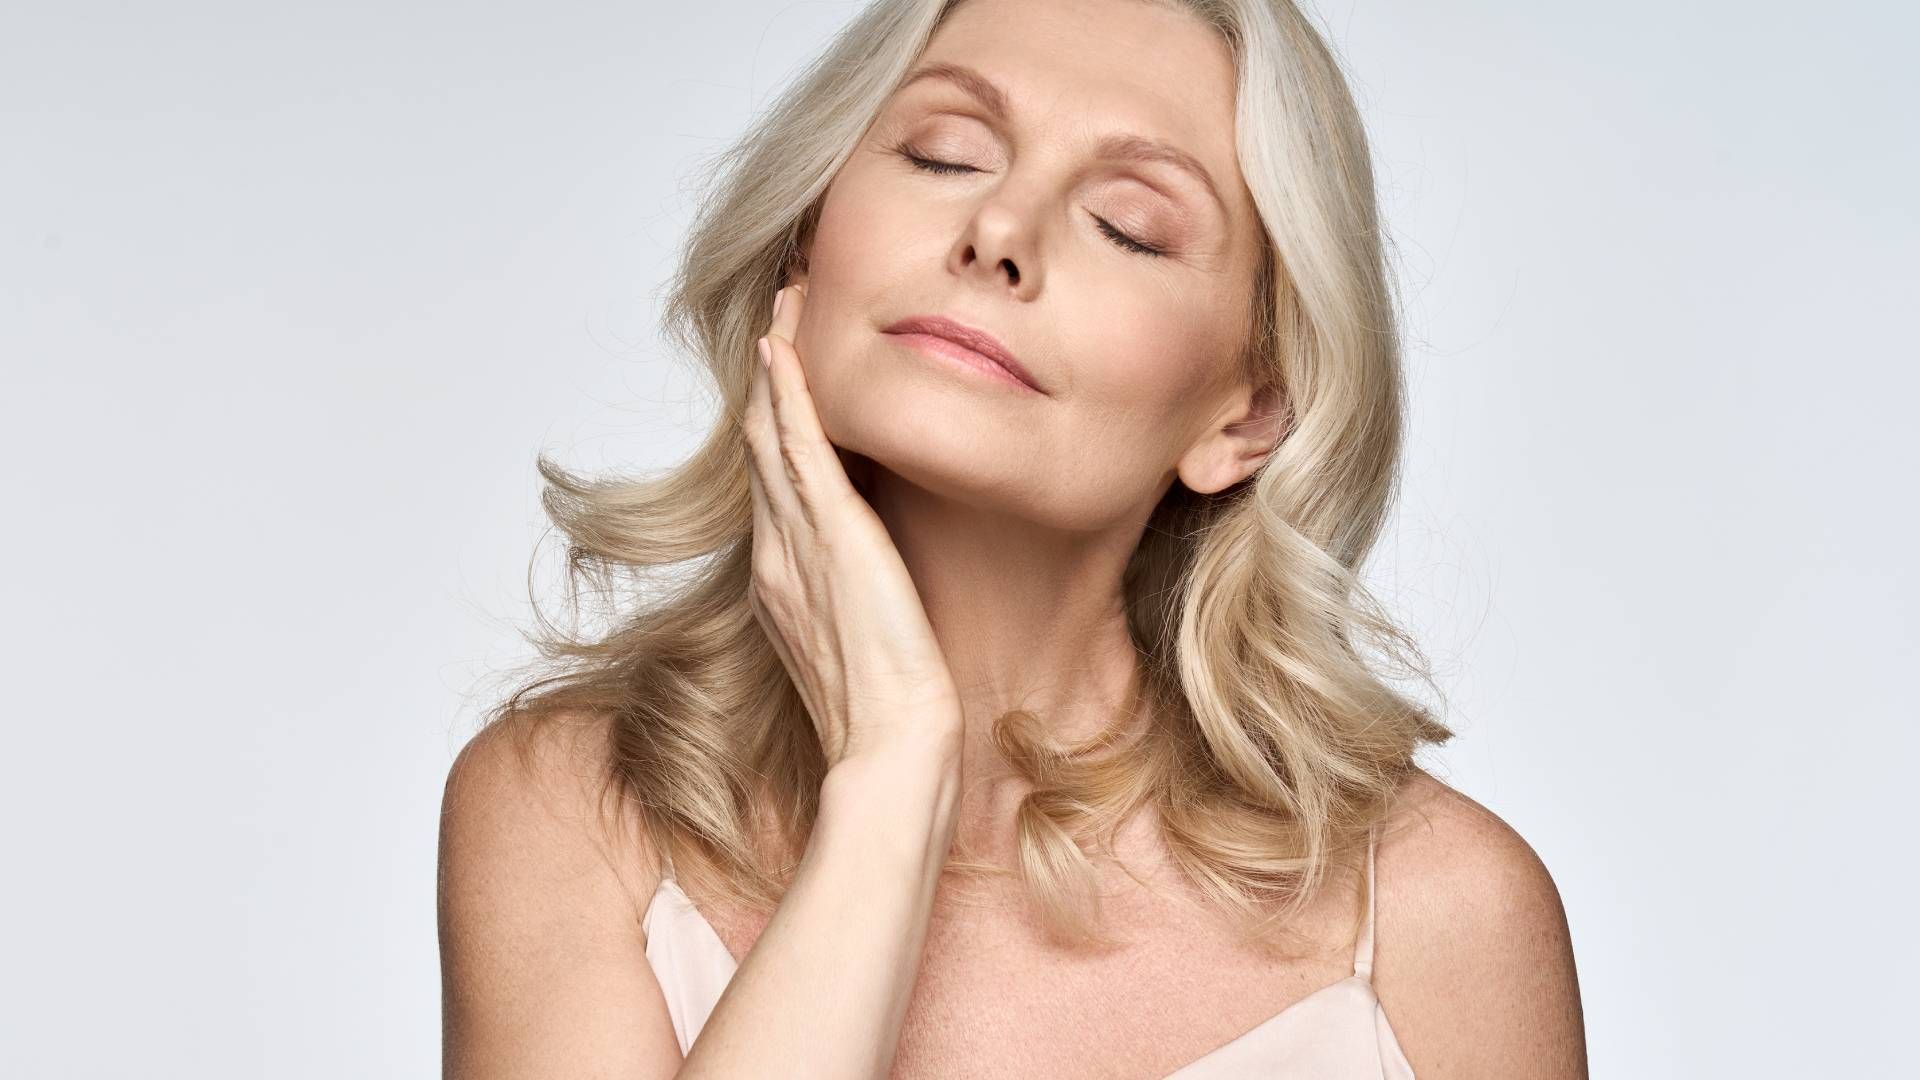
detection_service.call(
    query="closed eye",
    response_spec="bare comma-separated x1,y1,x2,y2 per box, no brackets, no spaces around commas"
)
887,141,1169,258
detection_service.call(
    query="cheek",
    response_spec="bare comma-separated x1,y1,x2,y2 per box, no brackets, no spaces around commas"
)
1080,303,1232,425
791,174,926,364
1049,309,1235,476
806,165,928,276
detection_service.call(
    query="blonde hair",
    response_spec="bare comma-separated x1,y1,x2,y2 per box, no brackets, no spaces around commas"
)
477,0,1454,954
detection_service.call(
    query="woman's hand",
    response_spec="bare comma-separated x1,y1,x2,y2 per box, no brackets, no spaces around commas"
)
744,281,964,772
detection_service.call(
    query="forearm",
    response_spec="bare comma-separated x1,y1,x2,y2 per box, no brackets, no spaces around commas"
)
675,741,962,1079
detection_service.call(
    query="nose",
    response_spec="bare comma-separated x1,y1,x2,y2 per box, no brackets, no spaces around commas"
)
949,199,1043,298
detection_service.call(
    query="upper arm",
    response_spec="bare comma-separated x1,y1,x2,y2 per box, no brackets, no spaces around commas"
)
1373,773,1589,1079
437,711,684,1079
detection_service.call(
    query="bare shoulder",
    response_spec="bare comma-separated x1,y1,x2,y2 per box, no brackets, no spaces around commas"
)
438,709,680,1078
1370,767,1589,1079
441,708,663,912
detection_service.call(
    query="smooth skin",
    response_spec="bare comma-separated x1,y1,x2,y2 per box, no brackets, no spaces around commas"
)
743,285,967,769
677,282,972,1077
437,287,1586,1080
441,283,969,1080
439,0,1586,1075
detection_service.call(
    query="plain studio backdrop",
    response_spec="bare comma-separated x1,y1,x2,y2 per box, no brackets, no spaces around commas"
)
3,1,1913,1075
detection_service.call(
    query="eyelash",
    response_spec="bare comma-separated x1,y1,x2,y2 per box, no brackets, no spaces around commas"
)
886,140,1168,258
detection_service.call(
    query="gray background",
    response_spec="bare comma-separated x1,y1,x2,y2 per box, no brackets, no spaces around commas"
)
3,1,1913,1075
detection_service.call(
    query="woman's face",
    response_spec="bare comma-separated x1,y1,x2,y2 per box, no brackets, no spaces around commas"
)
791,0,1275,531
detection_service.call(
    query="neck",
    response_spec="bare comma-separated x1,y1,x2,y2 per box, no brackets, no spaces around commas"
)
858,463,1166,864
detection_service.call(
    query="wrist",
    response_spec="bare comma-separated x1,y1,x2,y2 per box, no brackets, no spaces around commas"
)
824,735,961,809
818,740,962,865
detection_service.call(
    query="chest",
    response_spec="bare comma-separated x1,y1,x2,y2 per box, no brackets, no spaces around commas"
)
692,866,1363,1080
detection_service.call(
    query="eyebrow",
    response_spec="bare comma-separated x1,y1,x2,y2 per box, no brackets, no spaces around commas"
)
895,61,1229,217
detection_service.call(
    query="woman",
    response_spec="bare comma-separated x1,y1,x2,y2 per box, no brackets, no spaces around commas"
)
438,0,1587,1076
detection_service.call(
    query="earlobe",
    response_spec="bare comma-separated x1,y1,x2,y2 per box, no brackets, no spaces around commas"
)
1175,450,1259,497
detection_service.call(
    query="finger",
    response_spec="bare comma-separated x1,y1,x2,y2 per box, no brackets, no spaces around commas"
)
760,294,859,507
760,284,802,424
756,284,802,422
745,422,772,539
745,325,805,529
768,280,803,347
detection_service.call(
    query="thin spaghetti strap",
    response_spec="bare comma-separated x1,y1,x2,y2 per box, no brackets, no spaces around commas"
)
641,849,675,940
1352,824,1378,980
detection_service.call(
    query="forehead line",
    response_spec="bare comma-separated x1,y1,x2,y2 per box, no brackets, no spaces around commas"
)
895,61,1230,217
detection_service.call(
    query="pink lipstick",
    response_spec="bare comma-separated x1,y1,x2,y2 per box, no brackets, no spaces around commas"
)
881,314,1046,395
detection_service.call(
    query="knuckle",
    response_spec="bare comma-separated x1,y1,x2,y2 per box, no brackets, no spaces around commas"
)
750,549,785,592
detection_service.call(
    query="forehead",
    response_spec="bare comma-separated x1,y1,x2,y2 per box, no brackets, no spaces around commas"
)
904,0,1251,210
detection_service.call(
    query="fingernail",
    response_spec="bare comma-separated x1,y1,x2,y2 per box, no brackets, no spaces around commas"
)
757,336,772,368
772,287,785,318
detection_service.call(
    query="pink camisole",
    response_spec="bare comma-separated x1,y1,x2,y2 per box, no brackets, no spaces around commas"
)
640,827,1416,1077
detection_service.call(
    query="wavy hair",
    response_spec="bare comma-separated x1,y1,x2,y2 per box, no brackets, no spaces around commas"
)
476,0,1454,954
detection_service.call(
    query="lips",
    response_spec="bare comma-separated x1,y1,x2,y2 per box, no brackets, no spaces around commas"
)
881,314,1045,394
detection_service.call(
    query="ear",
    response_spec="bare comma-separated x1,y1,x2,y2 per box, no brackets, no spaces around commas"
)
1174,377,1290,495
